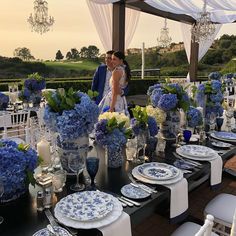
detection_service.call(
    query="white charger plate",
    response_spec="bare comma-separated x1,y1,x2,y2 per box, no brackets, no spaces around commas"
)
211,132,236,143
132,166,183,185
33,226,70,236
178,145,215,158
176,148,217,161
54,196,123,229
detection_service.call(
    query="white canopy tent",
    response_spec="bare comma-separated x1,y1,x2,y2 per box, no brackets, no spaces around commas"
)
87,0,236,81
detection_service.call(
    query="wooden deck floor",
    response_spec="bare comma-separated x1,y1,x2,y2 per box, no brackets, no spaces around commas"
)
132,172,236,236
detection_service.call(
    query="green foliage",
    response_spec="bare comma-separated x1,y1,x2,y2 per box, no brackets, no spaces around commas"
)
17,143,30,152
131,105,148,128
25,170,36,187
27,72,44,81
87,89,99,99
44,88,81,113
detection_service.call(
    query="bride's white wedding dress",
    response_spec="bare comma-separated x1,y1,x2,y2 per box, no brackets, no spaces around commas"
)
98,65,129,116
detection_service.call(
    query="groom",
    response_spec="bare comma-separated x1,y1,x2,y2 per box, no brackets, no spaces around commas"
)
91,50,115,105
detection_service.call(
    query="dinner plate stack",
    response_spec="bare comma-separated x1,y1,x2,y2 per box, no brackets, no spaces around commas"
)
54,191,123,229
132,162,183,185
176,145,218,161
211,131,236,143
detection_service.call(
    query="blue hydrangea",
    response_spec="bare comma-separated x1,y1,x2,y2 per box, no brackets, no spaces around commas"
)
210,92,223,103
168,83,182,93
0,92,9,109
211,80,222,92
147,83,161,96
208,71,221,80
130,118,141,136
150,88,163,107
44,92,99,141
0,139,38,201
187,106,202,128
24,78,46,92
147,116,158,137
158,94,178,111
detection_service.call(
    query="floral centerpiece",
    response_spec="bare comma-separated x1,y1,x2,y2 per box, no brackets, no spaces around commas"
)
0,140,38,202
0,92,9,110
18,88,31,103
95,112,131,168
22,72,46,105
195,80,224,118
44,88,99,172
208,71,221,80
147,83,190,140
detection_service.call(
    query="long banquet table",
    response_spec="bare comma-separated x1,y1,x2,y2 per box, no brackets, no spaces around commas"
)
0,141,235,236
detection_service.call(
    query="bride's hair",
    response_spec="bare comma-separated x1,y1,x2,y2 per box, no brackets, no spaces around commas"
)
113,51,131,83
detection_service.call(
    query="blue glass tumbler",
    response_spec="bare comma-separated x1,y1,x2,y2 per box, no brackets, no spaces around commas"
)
86,157,99,190
216,117,224,132
183,130,192,143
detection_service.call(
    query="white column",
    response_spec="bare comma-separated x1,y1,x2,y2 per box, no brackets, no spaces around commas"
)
141,42,145,79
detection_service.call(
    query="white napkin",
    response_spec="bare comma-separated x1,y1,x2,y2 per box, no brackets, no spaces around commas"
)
209,154,223,186
164,178,188,219
99,212,132,236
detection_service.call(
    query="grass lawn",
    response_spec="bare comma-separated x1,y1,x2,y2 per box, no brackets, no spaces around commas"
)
45,60,100,71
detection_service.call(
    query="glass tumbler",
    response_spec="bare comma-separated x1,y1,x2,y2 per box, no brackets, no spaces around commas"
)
52,170,67,193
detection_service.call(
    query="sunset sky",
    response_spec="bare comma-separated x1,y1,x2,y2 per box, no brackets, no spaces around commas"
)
0,0,235,60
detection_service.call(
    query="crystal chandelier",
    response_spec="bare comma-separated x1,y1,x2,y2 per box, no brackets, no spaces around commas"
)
191,0,215,42
27,0,54,34
157,18,172,48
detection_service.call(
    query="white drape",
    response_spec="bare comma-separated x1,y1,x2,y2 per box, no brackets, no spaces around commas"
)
144,0,236,23
86,0,140,51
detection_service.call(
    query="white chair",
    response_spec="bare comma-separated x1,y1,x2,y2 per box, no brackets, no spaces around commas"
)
171,214,218,236
230,209,236,236
204,193,236,236
1,111,31,144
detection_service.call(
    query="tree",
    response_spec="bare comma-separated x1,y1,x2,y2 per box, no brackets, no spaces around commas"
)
70,48,79,60
87,45,99,59
80,47,88,58
13,47,35,61
66,51,72,60
55,50,64,60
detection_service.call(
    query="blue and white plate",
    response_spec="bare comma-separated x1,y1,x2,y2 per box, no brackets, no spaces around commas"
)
211,132,236,142
173,160,194,170
137,162,180,180
57,191,113,221
178,145,215,158
33,226,70,236
121,184,151,199
211,141,232,148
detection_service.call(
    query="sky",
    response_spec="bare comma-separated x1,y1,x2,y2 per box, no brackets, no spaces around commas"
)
0,0,235,60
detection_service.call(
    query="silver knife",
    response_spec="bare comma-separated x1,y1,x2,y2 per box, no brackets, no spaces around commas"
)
117,197,133,207
121,196,141,206
130,182,153,194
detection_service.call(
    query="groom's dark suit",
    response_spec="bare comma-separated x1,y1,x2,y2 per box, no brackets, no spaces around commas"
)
91,64,108,104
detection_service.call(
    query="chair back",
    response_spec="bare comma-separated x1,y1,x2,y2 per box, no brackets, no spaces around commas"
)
230,208,236,236
195,215,214,236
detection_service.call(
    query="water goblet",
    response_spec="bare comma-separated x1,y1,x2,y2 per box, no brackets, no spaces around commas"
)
126,138,138,162
86,157,99,190
52,170,67,193
0,178,4,224
183,129,192,143
216,117,224,132
68,149,86,192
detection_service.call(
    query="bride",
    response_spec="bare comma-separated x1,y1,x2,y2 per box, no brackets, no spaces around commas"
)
98,51,131,116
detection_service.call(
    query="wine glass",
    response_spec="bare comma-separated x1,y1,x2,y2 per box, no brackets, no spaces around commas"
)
136,130,148,162
0,178,4,224
68,149,86,191
86,157,99,190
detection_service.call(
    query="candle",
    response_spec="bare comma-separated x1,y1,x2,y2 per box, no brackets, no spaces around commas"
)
179,109,186,128
37,139,51,166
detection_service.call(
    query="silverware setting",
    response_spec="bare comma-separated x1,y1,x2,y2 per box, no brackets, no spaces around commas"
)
45,209,76,236
117,196,141,207
47,224,57,236
127,173,157,194
173,152,202,167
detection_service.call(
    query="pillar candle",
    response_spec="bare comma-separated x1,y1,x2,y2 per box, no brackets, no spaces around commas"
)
37,139,51,166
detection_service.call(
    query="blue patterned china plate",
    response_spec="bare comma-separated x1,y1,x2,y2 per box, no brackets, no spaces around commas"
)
211,141,232,148
57,191,113,221
121,184,151,199
178,145,215,158
137,162,180,180
173,160,194,170
211,132,236,141
33,226,70,236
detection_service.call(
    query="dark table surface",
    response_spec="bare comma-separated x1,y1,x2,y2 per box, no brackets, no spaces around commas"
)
0,140,235,236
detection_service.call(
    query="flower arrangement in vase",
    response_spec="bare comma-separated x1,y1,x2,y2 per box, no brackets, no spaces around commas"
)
43,88,99,172
0,92,9,110
186,106,203,128
147,82,190,140
22,72,46,106
95,112,131,168
0,140,38,202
